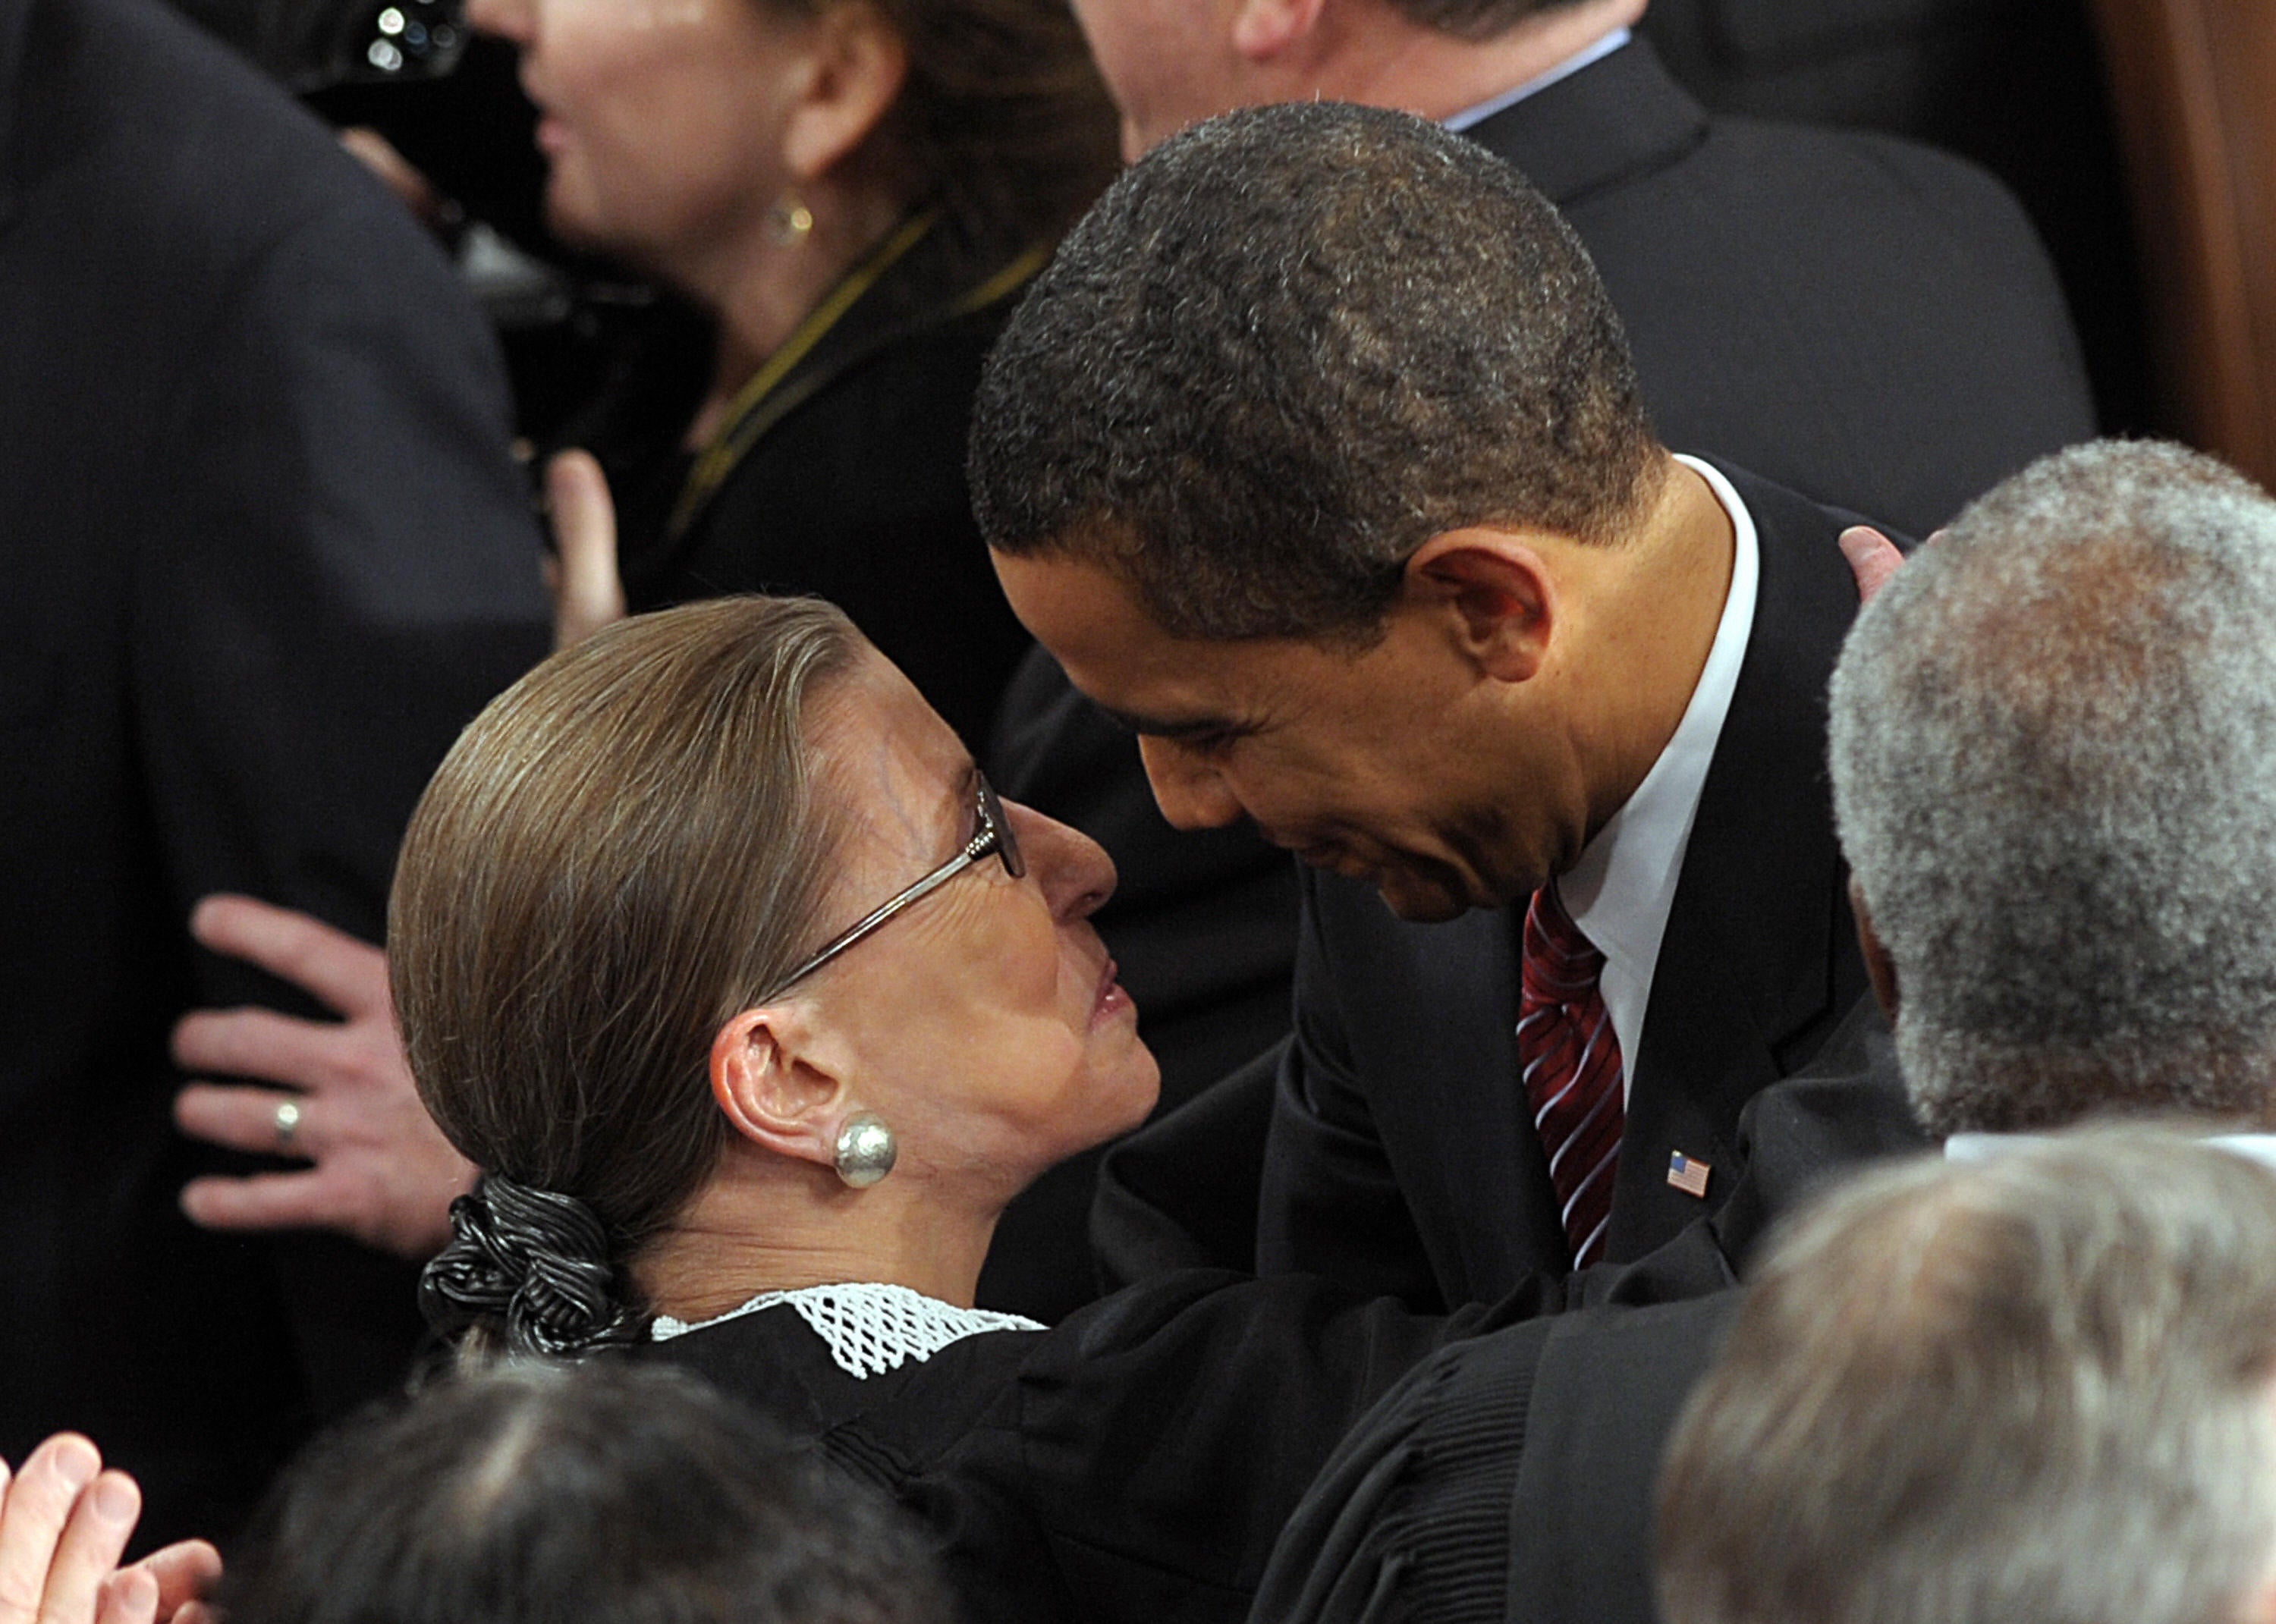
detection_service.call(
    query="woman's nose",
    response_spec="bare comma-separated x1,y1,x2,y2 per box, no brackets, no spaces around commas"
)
1007,802,1117,922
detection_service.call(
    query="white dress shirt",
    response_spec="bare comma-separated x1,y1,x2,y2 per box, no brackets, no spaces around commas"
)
1947,1132,2276,1175
1552,455,1760,1104
1441,27,1631,132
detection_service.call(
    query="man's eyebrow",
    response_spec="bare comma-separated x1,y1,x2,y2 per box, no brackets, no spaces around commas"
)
1092,706,1255,741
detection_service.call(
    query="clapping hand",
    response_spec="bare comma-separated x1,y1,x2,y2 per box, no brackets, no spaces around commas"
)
543,448,626,649
0,1436,222,1624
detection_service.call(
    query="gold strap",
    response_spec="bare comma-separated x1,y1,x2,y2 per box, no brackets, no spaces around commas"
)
668,209,940,539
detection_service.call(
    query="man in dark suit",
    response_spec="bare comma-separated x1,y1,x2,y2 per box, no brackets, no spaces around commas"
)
1248,438,2276,1623
998,0,2093,1298
972,102,1884,1307
0,0,549,1544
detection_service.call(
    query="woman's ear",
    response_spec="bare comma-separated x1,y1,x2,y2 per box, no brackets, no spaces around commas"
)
710,1007,846,1170
780,2,910,185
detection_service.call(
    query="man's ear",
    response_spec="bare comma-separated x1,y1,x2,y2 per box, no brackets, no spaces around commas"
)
1230,0,1326,60
780,2,910,185
1401,528,1555,683
710,1007,846,1171
1850,878,1900,1022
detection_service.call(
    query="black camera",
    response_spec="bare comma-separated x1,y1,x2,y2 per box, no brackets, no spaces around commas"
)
174,0,469,92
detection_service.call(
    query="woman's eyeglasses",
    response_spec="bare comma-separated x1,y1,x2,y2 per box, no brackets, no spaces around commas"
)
765,771,1026,998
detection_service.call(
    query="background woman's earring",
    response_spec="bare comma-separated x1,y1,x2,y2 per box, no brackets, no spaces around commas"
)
769,194,815,245
834,1112,897,1188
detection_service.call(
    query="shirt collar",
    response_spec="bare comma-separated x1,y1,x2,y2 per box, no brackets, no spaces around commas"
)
1554,454,1759,1079
1948,1132,2276,1176
1441,27,1631,132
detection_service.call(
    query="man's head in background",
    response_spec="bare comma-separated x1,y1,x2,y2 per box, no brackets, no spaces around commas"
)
1658,1130,2276,1624
973,102,1753,925
1828,440,2276,1138
1063,0,1644,160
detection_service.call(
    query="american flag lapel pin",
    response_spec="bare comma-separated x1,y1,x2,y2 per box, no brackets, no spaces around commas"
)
1667,1151,1712,1198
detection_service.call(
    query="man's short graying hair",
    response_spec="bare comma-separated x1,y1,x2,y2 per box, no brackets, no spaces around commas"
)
968,100,1659,642
1658,1130,2276,1624
1828,440,2276,1136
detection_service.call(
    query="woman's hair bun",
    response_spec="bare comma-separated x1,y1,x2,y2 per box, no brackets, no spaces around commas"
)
420,1173,642,1358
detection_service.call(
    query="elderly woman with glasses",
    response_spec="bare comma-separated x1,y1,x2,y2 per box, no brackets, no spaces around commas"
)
396,597,1522,1624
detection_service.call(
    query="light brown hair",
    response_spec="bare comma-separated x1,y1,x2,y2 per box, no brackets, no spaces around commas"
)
390,596,860,1277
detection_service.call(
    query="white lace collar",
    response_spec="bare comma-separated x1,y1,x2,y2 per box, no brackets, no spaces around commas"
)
649,1282,1045,1379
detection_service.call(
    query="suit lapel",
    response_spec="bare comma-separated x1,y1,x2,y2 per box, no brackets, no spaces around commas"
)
1462,38,1709,207
1323,875,1564,1299
0,0,31,236
1606,465,1872,1258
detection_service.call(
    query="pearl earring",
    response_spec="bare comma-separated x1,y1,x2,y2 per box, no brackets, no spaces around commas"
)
833,1111,897,1188
769,193,815,245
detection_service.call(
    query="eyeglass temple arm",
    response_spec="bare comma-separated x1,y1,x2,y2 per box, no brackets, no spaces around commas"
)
763,825,996,997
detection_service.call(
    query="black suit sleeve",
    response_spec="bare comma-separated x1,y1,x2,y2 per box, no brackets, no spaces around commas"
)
1255,879,1445,1308
130,181,549,1414
134,184,549,958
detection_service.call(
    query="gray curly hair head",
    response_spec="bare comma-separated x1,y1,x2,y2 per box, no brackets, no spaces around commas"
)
1828,439,2276,1137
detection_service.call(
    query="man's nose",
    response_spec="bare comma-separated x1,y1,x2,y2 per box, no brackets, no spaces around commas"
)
1007,803,1117,921
1136,737,1245,831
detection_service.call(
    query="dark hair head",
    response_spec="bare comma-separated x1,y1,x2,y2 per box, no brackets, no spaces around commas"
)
782,0,1119,259
968,99,1660,642
221,1361,953,1624
391,598,863,1358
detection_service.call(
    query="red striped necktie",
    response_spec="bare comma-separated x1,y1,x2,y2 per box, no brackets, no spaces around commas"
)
1517,885,1625,1268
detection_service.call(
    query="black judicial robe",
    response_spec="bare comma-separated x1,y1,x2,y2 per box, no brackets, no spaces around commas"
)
1248,1295,1745,1624
634,1271,1551,1624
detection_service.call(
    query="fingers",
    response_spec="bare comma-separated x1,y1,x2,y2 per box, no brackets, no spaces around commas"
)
178,1170,338,1233
174,1084,311,1161
40,1472,140,1624
124,1542,221,1622
171,1005,347,1092
93,1570,155,1624
0,1435,100,1624
337,127,445,227
546,449,626,649
1838,525,1907,606
184,897,389,1020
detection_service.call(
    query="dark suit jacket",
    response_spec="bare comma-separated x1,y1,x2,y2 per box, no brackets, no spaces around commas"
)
1063,37,2089,1290
1639,0,2147,432
1473,37,2092,537
1255,464,1875,1308
0,0,549,1544
1249,1293,1743,1624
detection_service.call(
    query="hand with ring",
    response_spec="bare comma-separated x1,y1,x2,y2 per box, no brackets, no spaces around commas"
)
171,895,474,1261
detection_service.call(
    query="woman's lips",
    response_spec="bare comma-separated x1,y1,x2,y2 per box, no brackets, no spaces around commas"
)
1092,956,1133,1026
